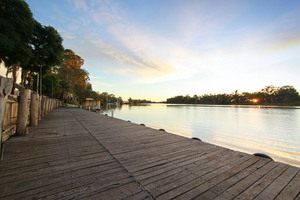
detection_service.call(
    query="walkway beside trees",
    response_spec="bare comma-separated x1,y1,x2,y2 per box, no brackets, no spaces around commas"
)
0,108,299,199
1,0,122,105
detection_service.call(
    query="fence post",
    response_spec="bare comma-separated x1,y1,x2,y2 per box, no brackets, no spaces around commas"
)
50,99,53,112
16,89,31,136
38,95,42,120
30,92,39,127
0,76,13,156
41,96,46,117
45,97,49,116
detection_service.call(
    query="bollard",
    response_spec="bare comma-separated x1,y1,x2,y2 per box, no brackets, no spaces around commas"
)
30,92,39,127
38,95,42,120
45,97,49,115
16,89,31,136
41,95,46,117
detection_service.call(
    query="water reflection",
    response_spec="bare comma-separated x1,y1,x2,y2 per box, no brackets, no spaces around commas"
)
100,103,300,167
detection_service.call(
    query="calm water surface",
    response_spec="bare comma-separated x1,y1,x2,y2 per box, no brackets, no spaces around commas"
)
101,104,300,167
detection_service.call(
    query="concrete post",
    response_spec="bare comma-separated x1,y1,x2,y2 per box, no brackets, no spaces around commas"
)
41,95,46,117
38,95,42,120
44,96,48,116
16,89,31,136
30,92,39,127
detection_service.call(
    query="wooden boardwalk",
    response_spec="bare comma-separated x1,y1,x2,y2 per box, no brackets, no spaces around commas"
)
0,108,299,200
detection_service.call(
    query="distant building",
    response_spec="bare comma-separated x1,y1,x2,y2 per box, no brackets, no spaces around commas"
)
82,98,101,110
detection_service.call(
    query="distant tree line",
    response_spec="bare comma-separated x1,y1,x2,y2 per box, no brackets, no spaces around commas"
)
89,92,123,105
128,98,152,105
0,0,121,104
166,85,300,105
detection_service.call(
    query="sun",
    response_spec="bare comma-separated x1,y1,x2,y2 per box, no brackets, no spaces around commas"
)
250,99,259,103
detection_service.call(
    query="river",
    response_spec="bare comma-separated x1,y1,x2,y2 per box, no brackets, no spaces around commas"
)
101,103,300,167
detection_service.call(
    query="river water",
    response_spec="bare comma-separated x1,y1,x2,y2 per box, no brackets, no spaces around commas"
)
101,103,300,167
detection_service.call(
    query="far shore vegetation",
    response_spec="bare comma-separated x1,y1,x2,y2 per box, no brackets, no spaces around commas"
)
166,85,300,106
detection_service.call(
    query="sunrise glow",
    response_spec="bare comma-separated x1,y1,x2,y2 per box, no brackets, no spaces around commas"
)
250,99,259,103
25,0,300,101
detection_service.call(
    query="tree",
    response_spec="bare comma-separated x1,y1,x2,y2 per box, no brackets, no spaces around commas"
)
261,85,279,103
277,85,299,103
21,21,64,92
56,49,87,86
0,0,35,86
55,49,90,102
0,0,34,67
166,85,299,105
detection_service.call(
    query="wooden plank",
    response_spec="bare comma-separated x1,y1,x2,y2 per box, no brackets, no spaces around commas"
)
255,166,299,200
275,170,300,200
1,167,129,200
214,160,279,199
143,151,245,197
235,163,289,199
82,182,147,200
0,154,116,185
149,153,250,199
0,151,108,178
136,148,227,183
137,147,226,178
164,156,258,199
123,191,150,200
195,158,271,199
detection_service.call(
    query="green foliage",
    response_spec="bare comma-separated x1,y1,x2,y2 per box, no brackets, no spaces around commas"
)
24,21,64,72
128,98,152,104
167,85,300,105
41,73,60,97
0,0,34,66
1,0,64,95
30,72,60,97
278,85,299,103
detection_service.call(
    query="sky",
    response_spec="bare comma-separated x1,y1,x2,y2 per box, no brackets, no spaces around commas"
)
25,0,300,101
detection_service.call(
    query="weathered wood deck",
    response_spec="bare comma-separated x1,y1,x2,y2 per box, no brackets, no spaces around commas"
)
0,108,299,200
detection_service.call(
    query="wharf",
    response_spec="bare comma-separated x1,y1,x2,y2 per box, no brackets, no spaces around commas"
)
0,108,299,199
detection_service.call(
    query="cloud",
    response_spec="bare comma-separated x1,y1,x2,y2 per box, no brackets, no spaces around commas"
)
68,0,88,11
90,80,114,87
58,29,76,39
89,76,104,79
67,0,124,25
89,0,123,25
63,0,300,88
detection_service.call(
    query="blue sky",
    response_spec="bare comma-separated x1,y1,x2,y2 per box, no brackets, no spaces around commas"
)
25,0,300,101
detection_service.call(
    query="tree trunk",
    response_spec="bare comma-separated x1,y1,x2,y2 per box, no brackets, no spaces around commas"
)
0,76,13,156
21,69,29,87
30,92,39,127
17,89,31,136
